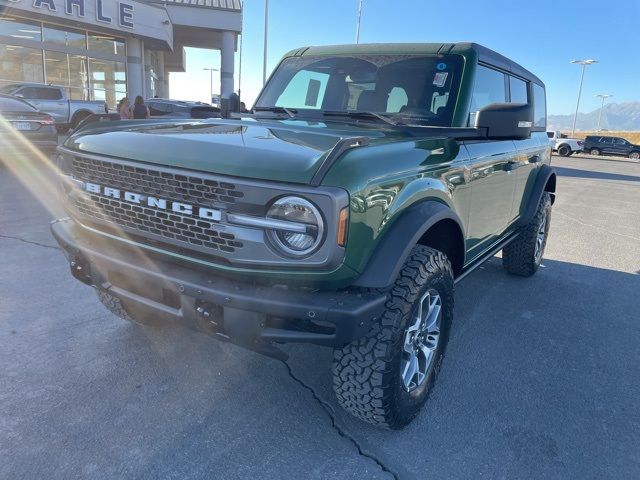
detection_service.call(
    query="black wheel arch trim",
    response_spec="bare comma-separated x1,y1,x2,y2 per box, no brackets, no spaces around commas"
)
517,164,556,228
353,200,465,289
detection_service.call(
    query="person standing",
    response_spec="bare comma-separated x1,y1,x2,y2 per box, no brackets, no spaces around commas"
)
118,97,132,119
132,96,150,119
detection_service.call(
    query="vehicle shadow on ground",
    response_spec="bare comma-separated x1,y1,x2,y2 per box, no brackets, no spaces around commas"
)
568,154,639,165
555,166,640,182
283,256,640,478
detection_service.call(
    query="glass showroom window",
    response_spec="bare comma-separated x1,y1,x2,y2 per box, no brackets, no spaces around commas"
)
43,24,86,49
0,16,42,41
45,51,89,100
89,58,126,108
88,33,125,56
0,44,44,87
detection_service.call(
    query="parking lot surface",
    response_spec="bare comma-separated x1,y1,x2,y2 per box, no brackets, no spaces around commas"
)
1,154,639,479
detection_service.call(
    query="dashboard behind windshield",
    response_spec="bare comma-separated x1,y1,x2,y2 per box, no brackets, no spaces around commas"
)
255,54,464,126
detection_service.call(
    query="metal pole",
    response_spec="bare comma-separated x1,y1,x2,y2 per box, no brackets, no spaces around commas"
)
356,0,363,44
238,33,243,105
571,64,586,137
596,96,605,131
262,0,269,85
210,70,213,104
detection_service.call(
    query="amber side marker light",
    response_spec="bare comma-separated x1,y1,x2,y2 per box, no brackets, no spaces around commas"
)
337,207,349,247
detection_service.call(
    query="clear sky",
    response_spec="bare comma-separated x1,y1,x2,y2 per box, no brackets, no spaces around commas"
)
170,0,640,115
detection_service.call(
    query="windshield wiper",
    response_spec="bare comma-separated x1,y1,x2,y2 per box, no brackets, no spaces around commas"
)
252,106,297,118
322,110,400,126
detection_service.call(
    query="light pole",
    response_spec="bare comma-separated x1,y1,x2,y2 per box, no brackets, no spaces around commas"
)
356,0,364,44
594,93,612,131
262,0,269,85
570,59,598,136
203,67,218,104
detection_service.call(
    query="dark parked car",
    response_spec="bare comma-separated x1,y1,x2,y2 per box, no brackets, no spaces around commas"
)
583,135,640,160
147,99,221,119
0,93,57,161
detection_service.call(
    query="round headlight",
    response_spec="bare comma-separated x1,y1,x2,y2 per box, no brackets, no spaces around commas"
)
266,196,324,257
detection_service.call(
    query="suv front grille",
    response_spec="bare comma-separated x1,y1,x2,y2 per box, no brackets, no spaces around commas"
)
70,156,245,254
73,194,242,253
72,156,245,206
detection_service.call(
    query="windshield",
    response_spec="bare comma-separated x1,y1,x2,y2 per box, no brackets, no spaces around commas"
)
255,54,463,126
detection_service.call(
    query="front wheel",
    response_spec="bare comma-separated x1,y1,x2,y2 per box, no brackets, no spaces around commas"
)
590,148,601,156
502,192,552,277
629,151,640,161
332,246,454,429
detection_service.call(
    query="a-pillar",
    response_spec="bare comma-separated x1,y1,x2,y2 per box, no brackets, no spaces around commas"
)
220,31,235,97
126,37,145,100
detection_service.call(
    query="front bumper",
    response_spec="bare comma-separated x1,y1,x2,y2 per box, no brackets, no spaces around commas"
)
51,218,386,352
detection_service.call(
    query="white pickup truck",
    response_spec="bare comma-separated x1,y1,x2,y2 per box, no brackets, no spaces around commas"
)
0,83,107,129
546,131,584,157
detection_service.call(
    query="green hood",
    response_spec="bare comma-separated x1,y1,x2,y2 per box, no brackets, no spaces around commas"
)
65,118,403,184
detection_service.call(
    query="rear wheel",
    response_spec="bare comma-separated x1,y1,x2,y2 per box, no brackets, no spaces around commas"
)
332,245,454,429
96,290,167,327
590,148,601,156
502,192,552,277
71,111,90,129
557,145,571,157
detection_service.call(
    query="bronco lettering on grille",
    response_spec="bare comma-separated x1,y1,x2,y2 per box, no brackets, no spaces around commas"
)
84,182,222,221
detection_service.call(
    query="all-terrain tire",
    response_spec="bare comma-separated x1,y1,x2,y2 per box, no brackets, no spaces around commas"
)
96,290,166,326
332,246,454,429
502,192,552,277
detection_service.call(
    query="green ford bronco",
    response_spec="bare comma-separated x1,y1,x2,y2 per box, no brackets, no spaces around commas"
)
53,43,555,428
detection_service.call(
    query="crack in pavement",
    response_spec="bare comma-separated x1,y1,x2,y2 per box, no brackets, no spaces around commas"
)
0,234,61,251
554,211,640,242
280,359,400,480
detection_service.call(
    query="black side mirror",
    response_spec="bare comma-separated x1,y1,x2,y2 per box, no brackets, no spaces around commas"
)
475,102,533,140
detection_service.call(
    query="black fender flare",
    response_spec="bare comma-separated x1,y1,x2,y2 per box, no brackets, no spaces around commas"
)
353,201,465,289
517,164,556,228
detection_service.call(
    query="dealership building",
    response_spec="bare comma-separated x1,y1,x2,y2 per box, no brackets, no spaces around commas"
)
0,0,242,107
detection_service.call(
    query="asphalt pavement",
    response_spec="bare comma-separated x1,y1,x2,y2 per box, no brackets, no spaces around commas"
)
1,153,639,479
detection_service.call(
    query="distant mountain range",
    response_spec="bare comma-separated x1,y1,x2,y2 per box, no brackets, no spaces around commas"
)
548,102,640,131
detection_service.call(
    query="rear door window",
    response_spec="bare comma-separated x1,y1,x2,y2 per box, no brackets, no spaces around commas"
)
469,65,506,125
509,76,528,104
148,102,168,116
34,87,63,100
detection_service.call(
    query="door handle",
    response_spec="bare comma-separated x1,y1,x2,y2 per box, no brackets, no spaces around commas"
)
528,155,541,164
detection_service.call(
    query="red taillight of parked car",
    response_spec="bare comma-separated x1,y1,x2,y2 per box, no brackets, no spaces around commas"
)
578,141,584,146
40,115,54,125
